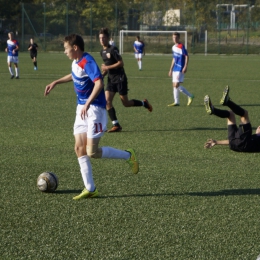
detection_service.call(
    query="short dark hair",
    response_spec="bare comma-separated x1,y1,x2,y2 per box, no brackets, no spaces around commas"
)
173,32,180,38
136,35,140,40
99,28,110,38
64,34,84,51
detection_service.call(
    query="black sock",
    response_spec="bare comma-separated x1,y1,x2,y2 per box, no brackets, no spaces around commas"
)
213,107,230,118
226,100,245,117
34,62,37,67
132,99,143,106
107,107,118,123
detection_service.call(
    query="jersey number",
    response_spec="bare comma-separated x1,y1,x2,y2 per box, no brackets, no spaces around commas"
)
94,123,103,133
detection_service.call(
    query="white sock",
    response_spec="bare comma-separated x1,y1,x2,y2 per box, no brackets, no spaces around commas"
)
179,85,192,97
101,147,130,160
78,155,95,192
139,61,142,69
15,68,19,76
9,67,13,75
174,87,179,104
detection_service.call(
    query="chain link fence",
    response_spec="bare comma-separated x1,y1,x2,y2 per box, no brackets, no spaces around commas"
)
0,0,260,54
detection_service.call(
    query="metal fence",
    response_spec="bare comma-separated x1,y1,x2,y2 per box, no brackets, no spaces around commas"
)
0,0,260,54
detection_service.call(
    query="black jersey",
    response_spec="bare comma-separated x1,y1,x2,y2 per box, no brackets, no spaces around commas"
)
243,134,260,152
28,43,38,53
228,123,260,153
100,45,126,83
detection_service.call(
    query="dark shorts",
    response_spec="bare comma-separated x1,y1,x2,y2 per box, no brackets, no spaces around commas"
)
228,123,252,152
30,52,37,59
106,76,128,96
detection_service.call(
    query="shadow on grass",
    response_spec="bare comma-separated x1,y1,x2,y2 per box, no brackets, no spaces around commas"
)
110,127,227,132
187,189,260,196
54,188,260,197
55,190,82,194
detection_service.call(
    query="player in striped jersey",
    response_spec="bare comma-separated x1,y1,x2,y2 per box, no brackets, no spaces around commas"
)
44,34,139,200
5,32,19,79
133,36,145,71
168,32,194,107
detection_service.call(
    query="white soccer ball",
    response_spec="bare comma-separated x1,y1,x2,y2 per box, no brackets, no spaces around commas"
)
37,172,59,192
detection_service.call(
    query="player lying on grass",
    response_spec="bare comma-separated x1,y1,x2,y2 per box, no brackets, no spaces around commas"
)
44,34,139,200
204,85,260,152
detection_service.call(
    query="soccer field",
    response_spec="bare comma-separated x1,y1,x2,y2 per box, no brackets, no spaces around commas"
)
1,51,260,259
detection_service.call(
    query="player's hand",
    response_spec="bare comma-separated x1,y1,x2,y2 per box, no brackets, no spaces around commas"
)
44,82,56,96
81,103,90,120
168,70,172,77
101,64,108,73
12,50,16,54
204,139,216,149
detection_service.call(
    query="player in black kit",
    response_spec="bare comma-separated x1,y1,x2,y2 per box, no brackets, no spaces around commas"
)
204,85,260,152
99,28,153,133
28,38,38,70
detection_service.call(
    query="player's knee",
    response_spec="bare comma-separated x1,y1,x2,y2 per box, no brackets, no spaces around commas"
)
243,110,248,118
74,145,85,157
86,146,102,159
122,101,130,107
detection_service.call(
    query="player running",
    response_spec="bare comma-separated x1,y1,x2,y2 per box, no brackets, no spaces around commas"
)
28,38,38,70
99,28,152,133
44,34,139,200
5,32,19,79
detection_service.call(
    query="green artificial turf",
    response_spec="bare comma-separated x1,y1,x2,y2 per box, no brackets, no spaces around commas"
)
1,51,260,259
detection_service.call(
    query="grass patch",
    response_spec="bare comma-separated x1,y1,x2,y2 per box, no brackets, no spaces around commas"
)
1,52,260,259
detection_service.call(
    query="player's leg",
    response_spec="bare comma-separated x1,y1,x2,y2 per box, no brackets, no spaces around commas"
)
86,107,139,173
105,89,122,132
119,94,152,112
33,55,37,70
72,105,98,200
138,54,142,70
168,78,180,106
177,74,194,105
220,85,248,124
7,57,14,78
117,77,152,111
14,63,19,79
135,54,139,69
204,95,231,118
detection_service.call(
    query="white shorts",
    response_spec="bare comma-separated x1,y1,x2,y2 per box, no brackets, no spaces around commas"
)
135,53,143,59
172,71,184,83
7,56,19,64
73,104,107,138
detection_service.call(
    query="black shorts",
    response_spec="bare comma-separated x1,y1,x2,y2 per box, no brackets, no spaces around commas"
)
106,76,128,96
30,52,37,59
228,123,252,152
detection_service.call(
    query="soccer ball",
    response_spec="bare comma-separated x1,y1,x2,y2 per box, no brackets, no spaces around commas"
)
37,172,59,192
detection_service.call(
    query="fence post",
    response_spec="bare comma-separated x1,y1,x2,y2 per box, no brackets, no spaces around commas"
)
43,2,46,52
21,3,24,51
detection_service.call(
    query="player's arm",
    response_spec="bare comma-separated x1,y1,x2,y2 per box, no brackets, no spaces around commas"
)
101,60,123,73
81,79,104,119
204,139,229,149
168,58,175,77
14,44,19,52
182,54,189,73
44,73,72,96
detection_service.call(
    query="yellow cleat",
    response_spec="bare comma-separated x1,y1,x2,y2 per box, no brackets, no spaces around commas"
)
187,94,194,106
126,149,139,174
73,188,99,200
167,103,180,107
